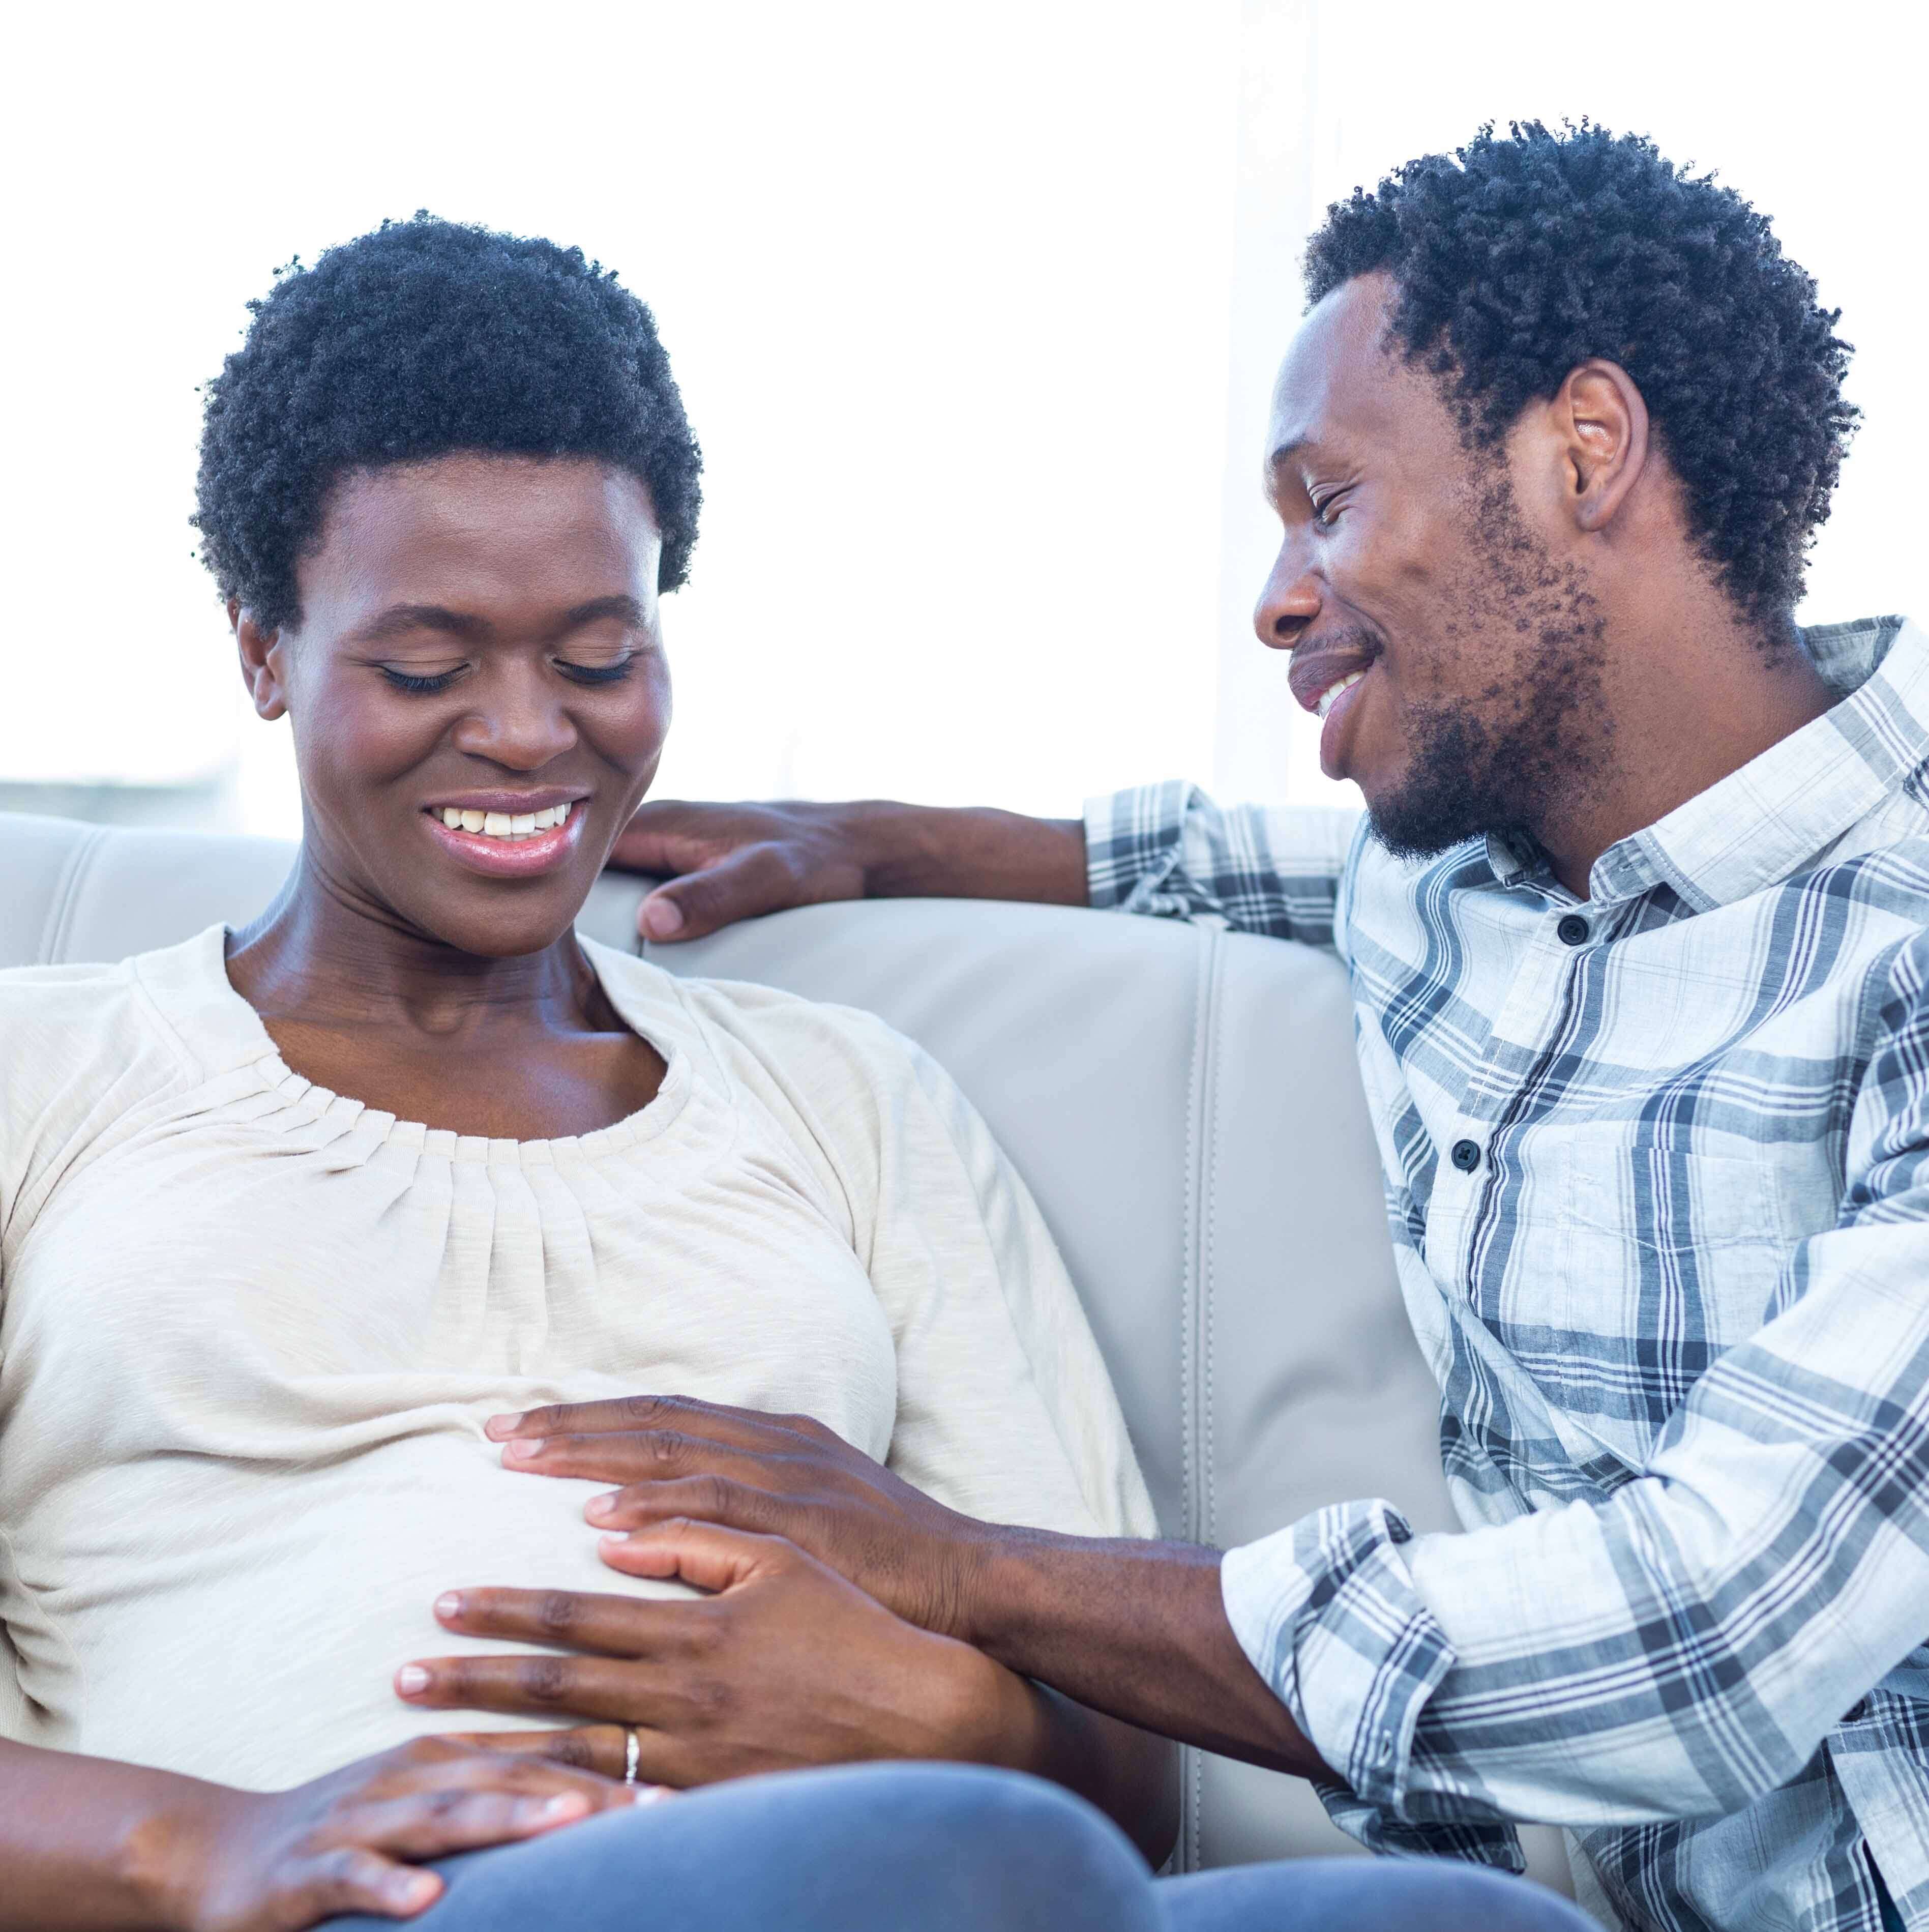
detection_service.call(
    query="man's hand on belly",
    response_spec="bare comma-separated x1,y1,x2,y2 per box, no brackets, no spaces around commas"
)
397,1526,1037,1788
483,1393,1327,1790
485,1394,990,1641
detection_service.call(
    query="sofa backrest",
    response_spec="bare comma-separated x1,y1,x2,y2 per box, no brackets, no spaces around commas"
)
0,812,1458,1872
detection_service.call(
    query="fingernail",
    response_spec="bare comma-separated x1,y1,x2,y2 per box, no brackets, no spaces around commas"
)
390,1871,437,1907
634,1783,673,1806
585,1494,615,1520
434,1593,462,1621
502,1438,541,1461
485,1413,525,1440
396,1664,430,1695
641,895,684,939
599,1533,628,1554
540,1791,588,1818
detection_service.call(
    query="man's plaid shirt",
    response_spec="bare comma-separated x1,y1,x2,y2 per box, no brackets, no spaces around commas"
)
1087,617,1929,1932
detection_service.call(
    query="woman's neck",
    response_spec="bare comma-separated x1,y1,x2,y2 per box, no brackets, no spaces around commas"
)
226,848,609,1043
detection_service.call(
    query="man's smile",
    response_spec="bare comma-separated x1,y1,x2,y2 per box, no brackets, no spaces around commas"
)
1287,638,1381,779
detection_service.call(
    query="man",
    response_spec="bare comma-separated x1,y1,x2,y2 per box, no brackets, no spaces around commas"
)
503,125,1924,1930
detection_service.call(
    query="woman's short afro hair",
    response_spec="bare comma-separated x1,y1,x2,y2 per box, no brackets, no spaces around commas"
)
194,214,702,633
1304,122,1857,625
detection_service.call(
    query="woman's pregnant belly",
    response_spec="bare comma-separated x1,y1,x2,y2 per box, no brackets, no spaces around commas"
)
47,1426,702,1791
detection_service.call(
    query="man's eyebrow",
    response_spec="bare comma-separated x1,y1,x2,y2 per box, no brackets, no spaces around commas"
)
1267,437,1316,473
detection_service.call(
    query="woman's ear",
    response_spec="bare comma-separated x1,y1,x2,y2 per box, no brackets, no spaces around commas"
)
1553,358,1651,535
231,599,290,721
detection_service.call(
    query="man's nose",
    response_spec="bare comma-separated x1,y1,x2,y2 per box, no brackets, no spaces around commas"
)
449,667,579,769
1252,549,1320,654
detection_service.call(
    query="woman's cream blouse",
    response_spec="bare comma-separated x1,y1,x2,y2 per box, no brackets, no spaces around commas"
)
0,928,1154,1790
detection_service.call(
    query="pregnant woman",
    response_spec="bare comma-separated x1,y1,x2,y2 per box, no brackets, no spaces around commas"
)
0,218,1173,1930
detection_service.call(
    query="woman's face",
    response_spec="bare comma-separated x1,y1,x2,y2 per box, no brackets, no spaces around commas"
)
237,454,671,959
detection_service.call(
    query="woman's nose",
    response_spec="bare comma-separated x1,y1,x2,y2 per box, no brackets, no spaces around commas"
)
448,670,580,770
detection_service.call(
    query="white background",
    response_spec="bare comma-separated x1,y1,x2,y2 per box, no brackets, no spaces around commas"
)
2,1,1922,835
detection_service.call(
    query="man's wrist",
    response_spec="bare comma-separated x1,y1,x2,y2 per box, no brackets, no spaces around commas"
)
838,802,1089,906
945,1521,1069,1663
839,802,945,899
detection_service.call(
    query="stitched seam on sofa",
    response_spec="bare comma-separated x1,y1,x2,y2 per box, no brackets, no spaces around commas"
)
1178,919,1214,1871
1201,923,1223,1556
35,823,105,965
1194,925,1229,1870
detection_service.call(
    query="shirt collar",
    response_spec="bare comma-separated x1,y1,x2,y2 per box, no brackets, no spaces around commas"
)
1482,616,1928,912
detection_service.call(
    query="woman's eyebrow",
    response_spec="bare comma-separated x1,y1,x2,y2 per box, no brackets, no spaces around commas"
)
345,595,645,646
350,603,491,645
555,595,647,633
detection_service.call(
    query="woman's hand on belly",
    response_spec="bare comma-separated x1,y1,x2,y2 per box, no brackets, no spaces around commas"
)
159,1737,639,1931
397,1524,1034,1788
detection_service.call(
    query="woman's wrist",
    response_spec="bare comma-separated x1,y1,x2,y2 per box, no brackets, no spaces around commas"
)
113,1777,251,1932
935,1641,1050,1774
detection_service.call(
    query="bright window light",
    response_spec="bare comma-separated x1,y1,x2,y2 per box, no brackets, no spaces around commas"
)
2,2,1920,834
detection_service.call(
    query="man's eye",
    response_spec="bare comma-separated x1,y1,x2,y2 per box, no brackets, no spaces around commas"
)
379,666,464,694
557,655,639,687
1311,492,1345,528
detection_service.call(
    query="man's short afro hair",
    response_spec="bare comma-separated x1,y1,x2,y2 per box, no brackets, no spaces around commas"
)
1305,121,1857,625
194,214,702,634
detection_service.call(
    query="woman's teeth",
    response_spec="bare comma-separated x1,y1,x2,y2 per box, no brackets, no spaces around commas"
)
438,802,577,840
1316,669,1367,720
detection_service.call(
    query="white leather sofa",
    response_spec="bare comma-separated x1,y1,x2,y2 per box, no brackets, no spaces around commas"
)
0,810,1577,1895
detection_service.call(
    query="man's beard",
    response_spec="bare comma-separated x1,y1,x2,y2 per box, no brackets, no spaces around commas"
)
1367,471,1612,864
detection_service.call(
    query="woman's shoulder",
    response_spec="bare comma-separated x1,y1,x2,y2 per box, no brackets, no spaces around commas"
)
0,937,213,1137
585,942,936,1129
0,950,145,1027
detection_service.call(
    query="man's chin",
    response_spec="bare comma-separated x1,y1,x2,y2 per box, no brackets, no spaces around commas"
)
1361,775,1499,864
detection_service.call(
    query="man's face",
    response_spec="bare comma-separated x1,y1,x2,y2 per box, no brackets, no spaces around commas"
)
248,453,672,958
1256,273,1609,859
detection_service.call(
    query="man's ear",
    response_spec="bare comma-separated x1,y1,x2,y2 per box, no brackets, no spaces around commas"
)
231,598,290,721
1552,359,1650,535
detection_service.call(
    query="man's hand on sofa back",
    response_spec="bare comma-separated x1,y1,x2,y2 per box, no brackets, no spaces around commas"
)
612,800,1089,942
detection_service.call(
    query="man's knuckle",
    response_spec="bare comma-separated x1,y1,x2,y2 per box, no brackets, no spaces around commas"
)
536,1591,578,1636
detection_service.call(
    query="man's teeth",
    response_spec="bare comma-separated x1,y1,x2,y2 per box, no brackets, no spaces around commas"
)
1315,669,1368,720
438,802,576,839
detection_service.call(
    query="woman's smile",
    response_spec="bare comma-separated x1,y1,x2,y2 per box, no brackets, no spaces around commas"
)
422,792,592,880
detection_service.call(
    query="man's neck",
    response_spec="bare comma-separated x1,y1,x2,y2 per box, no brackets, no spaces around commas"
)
1534,609,1839,900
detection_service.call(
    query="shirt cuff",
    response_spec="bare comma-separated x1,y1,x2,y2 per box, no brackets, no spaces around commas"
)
1221,1498,1457,1810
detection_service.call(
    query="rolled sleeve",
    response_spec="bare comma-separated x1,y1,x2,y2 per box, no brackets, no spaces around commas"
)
1083,782,1360,948
1223,1501,1526,1869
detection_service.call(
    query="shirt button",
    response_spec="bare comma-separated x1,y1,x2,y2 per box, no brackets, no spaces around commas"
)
1450,1139,1481,1173
1557,914,1590,946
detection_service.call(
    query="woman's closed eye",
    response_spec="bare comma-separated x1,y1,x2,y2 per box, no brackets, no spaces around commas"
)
379,663,467,694
376,653,642,695
555,652,641,687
